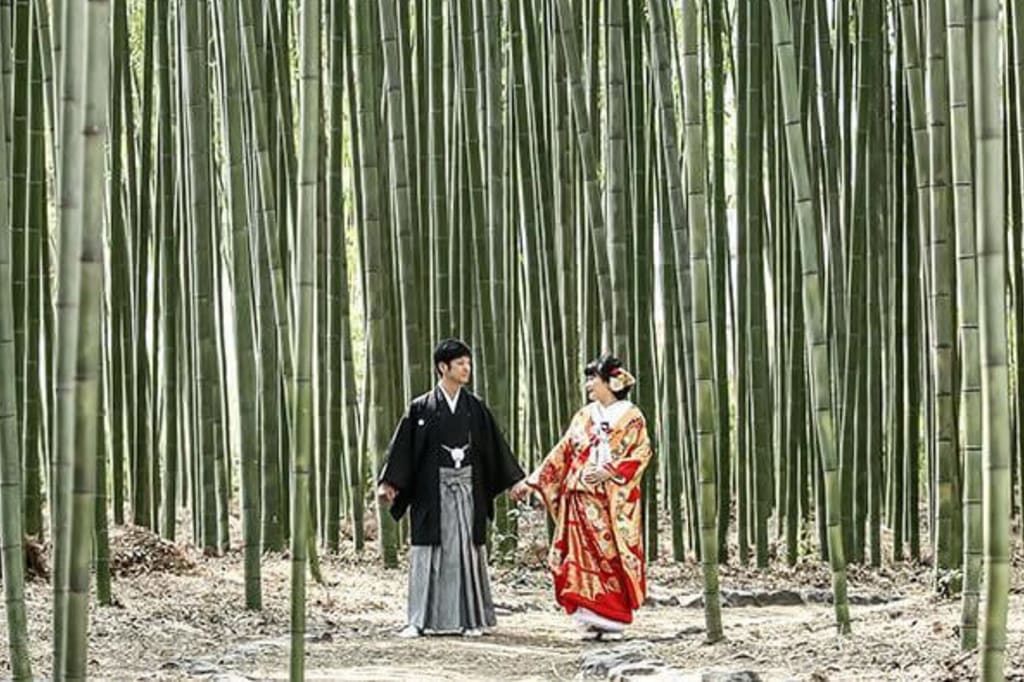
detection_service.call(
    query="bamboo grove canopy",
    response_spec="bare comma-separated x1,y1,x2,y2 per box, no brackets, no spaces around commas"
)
0,0,1019,679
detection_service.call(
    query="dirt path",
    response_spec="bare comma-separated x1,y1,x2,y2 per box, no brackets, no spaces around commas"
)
3,526,1024,680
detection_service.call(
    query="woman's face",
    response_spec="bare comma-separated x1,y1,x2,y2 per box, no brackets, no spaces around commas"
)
585,373,614,403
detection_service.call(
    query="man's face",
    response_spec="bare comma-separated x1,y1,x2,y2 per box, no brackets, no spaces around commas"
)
441,356,472,385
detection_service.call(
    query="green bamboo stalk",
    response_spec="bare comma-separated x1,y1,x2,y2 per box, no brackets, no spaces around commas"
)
708,0,730,564
256,200,284,551
660,214,685,561
290,0,320,669
355,0,399,567
898,0,927,564
768,0,851,634
214,230,232,553
1011,0,1024,550
478,0,512,524
813,0,845,363
64,0,110,675
874,10,894,569
183,0,222,555
606,0,628,353
52,0,89,671
1009,0,1024,545
891,29,907,559
110,7,138,530
220,0,262,608
324,0,345,553
108,34,127,527
108,0,145,531
429,0,449,337
649,0,722,642
133,0,158,530
22,19,44,539
95,303,111,606
734,0,750,566
265,0,297,231
843,0,883,564
239,0,286,552
238,0,295,411
0,5,9,116
157,0,177,541
534,0,571,429
630,1,661,565
974,2,1009,677
455,0,486,381
379,0,425,399
785,234,807,566
747,2,771,568
44,0,58,124
512,0,558,459
943,0,983,648
315,116,327,543
553,0,613,333
925,0,960,575
0,33,32,678
175,46,200,542
340,3,365,552
10,0,28,441
399,3,428,379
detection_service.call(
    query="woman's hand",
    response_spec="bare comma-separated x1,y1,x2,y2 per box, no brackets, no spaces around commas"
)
509,480,532,503
581,466,613,486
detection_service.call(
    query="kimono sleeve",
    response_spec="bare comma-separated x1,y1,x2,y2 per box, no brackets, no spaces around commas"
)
481,403,525,499
378,402,418,492
525,411,583,517
602,414,653,485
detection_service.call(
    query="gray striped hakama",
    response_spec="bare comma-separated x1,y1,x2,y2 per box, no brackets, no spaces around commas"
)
407,465,497,633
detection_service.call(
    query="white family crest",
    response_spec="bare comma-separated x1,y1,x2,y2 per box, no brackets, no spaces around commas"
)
442,444,469,468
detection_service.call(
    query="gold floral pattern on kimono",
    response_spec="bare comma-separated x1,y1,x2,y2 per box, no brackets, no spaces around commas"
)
527,403,653,623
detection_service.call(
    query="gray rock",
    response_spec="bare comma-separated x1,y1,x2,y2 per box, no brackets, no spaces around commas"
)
580,642,653,676
685,589,900,609
160,658,211,674
757,589,804,606
231,638,286,655
608,659,671,679
701,672,763,682
848,593,902,606
493,599,533,613
802,590,833,604
720,591,758,608
646,584,681,607
681,593,705,609
675,625,705,638
803,590,901,606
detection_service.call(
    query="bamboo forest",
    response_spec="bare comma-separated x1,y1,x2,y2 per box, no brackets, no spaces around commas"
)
0,0,1022,679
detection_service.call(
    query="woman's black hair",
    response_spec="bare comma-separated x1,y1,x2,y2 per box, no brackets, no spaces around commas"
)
584,354,632,400
434,338,472,377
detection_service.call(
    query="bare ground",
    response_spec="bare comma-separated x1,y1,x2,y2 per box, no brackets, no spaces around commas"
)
4,516,1024,681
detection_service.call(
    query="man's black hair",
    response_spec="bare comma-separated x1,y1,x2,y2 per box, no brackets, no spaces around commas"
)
434,338,472,377
584,354,631,400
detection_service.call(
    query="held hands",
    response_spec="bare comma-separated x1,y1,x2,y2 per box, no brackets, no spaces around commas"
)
508,465,614,502
509,480,532,503
377,481,398,504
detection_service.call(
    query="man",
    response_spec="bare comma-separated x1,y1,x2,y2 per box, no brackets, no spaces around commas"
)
377,338,524,638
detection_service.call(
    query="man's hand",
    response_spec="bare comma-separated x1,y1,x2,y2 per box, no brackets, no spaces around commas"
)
377,481,398,504
581,466,613,486
509,480,532,503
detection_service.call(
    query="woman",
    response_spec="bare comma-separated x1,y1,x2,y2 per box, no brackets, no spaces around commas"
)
510,355,653,639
